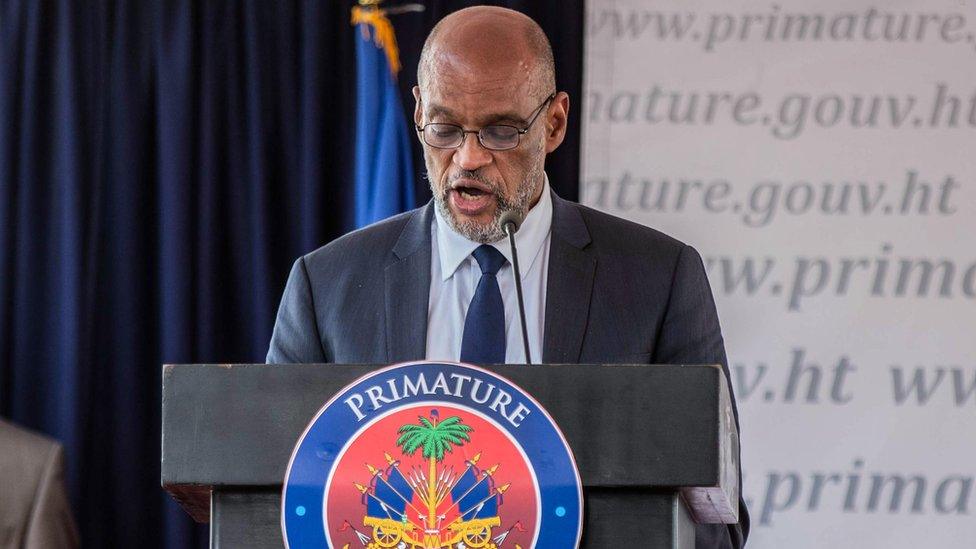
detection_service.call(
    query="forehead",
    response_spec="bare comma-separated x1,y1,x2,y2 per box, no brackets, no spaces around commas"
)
421,49,537,124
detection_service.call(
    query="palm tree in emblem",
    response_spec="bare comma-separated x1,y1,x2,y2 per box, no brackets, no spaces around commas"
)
396,412,473,533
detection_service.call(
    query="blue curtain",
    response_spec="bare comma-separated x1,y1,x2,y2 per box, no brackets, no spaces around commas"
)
0,1,582,547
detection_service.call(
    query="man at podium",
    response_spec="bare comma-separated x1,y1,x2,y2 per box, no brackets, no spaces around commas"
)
267,6,748,548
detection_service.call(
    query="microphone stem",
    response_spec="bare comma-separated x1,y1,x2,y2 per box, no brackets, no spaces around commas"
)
506,226,532,365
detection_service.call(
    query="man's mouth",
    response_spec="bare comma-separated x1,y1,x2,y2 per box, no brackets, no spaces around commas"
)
454,185,489,199
448,180,496,216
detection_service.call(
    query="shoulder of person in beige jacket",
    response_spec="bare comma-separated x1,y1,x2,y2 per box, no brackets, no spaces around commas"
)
0,418,80,549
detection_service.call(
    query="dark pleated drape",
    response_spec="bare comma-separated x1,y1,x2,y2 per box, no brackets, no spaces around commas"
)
0,1,583,547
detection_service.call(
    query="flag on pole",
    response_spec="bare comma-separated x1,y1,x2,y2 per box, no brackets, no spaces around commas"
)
351,4,416,228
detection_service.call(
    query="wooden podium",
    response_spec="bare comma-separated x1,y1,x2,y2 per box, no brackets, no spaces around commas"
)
161,363,739,547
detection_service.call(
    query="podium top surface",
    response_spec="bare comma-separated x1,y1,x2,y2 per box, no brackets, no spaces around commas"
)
161,363,737,522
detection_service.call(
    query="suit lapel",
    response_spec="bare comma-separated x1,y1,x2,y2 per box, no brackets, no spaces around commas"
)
385,203,434,362
543,194,596,364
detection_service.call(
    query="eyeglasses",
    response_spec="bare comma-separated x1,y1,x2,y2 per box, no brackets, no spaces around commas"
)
416,93,556,151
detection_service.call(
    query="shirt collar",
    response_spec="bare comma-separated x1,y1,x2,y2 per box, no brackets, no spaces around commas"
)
434,173,553,282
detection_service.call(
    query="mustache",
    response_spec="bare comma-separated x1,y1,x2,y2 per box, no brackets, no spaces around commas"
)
447,170,498,192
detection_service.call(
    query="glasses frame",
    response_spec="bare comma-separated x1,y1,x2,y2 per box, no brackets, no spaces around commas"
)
415,93,557,151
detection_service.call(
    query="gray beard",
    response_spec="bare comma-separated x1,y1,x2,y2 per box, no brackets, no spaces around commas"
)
428,165,542,244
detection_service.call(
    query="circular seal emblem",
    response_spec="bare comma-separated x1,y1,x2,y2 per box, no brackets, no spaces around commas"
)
281,361,583,549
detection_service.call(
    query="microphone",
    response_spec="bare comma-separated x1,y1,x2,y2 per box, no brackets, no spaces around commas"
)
499,210,523,234
499,211,532,365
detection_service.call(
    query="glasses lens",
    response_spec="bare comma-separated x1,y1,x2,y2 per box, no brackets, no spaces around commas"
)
423,124,462,148
480,125,520,150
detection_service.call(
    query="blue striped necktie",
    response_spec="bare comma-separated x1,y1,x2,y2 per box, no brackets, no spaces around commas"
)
460,245,508,364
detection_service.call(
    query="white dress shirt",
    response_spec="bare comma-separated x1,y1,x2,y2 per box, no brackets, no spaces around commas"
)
425,175,553,364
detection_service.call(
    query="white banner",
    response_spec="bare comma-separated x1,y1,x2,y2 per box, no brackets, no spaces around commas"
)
581,1,976,546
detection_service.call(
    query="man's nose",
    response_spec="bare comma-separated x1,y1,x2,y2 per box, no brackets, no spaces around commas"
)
453,133,492,171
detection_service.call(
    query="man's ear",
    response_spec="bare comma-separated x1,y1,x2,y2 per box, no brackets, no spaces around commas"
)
544,92,570,154
412,86,423,127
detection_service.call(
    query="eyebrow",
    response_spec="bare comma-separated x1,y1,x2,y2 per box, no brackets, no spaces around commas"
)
424,103,526,126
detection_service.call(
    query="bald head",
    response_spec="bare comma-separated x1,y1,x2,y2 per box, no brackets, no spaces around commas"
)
413,7,569,244
417,6,555,101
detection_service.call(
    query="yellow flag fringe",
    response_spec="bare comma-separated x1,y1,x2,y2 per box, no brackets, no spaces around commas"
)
351,6,402,76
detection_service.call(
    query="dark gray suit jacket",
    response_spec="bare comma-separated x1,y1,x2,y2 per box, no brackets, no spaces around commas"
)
267,192,749,548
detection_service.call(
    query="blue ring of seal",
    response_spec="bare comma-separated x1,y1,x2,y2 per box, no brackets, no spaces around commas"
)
281,361,583,548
